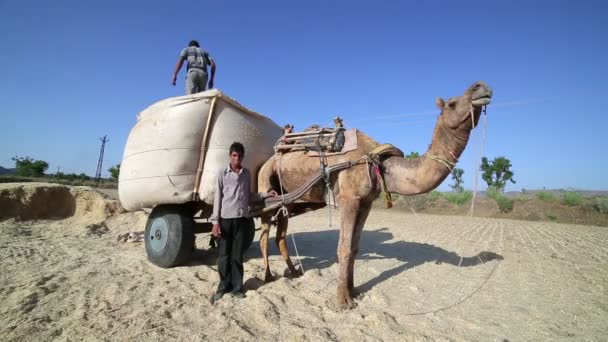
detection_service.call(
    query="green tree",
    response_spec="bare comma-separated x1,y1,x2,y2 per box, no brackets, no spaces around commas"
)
449,167,465,192
405,151,419,158
12,156,49,177
108,164,120,180
480,156,516,192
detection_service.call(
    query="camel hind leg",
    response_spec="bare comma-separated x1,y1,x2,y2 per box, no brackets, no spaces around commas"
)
275,212,303,277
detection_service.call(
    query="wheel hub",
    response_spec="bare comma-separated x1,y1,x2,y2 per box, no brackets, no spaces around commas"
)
148,216,169,253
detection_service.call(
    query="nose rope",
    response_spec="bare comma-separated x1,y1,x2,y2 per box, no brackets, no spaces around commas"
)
468,105,488,217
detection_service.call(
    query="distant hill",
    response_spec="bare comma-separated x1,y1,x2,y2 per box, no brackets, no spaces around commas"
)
0,166,16,175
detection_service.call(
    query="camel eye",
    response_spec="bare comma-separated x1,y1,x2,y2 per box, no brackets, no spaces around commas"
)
449,101,456,108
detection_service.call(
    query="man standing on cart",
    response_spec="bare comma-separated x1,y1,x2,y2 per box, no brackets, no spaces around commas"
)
171,39,216,94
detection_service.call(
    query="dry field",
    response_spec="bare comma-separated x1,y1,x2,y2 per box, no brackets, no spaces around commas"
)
1,183,607,341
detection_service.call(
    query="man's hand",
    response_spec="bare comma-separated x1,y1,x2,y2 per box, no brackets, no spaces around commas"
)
212,223,222,238
266,190,279,198
171,74,177,86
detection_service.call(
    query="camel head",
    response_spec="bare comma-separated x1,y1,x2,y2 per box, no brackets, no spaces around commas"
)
435,81,493,129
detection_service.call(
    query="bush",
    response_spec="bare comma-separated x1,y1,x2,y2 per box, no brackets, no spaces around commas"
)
427,191,442,203
496,196,514,213
486,187,514,213
12,156,49,177
404,195,428,210
486,187,501,200
444,191,472,205
562,191,583,206
536,190,554,201
108,164,120,180
0,174,117,189
0,175,36,183
404,191,442,210
594,197,608,214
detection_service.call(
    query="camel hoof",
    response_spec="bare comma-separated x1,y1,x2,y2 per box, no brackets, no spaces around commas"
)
264,273,276,282
284,268,303,278
337,296,357,310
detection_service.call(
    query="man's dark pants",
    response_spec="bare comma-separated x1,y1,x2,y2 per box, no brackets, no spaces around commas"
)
217,217,249,294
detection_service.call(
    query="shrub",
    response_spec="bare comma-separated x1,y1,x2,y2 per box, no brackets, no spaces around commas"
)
108,164,120,180
536,190,554,201
12,156,49,177
562,191,583,206
594,197,608,214
405,195,428,210
444,191,472,205
486,187,514,213
427,190,442,203
486,187,501,200
496,196,514,213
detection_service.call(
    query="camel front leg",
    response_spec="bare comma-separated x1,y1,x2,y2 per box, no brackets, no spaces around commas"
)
275,212,303,277
260,214,275,282
336,195,362,309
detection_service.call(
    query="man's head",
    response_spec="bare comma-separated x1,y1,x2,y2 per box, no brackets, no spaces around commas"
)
188,40,200,48
229,142,245,169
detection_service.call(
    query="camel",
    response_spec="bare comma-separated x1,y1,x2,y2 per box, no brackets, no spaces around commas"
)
257,81,493,309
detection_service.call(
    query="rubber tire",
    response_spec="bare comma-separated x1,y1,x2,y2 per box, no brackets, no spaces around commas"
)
145,205,195,268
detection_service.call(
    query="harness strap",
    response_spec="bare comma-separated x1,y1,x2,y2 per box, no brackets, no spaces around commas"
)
252,161,355,215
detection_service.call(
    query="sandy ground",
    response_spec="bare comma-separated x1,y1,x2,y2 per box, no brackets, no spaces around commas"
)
1,185,607,341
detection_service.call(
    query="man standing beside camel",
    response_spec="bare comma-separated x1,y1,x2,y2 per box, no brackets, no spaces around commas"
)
210,142,277,304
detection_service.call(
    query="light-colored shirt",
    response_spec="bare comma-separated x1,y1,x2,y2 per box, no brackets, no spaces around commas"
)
210,165,266,224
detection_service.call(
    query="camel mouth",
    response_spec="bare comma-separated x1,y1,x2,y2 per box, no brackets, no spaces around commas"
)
471,96,491,106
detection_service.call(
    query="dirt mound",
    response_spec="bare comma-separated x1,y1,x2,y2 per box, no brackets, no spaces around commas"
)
0,183,122,223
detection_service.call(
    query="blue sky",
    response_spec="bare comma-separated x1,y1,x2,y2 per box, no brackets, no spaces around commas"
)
1,0,606,191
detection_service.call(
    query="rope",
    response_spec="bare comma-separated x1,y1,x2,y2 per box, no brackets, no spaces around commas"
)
291,234,305,273
468,106,488,217
425,153,456,171
364,156,372,187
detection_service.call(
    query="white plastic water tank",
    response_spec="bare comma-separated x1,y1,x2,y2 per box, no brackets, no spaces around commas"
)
118,89,282,212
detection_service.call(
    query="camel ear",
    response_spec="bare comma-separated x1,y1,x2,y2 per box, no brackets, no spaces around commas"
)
435,98,445,110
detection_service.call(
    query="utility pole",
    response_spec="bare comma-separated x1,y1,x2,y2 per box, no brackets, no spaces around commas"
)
95,135,109,182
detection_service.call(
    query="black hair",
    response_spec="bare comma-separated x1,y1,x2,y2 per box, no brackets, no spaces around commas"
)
188,40,200,47
229,142,245,155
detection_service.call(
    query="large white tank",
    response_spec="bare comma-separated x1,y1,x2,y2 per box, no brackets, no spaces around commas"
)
118,89,282,212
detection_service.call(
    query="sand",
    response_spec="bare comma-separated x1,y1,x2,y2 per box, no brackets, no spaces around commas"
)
1,183,607,341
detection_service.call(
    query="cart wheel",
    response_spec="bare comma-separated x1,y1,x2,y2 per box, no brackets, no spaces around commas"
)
145,205,194,268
